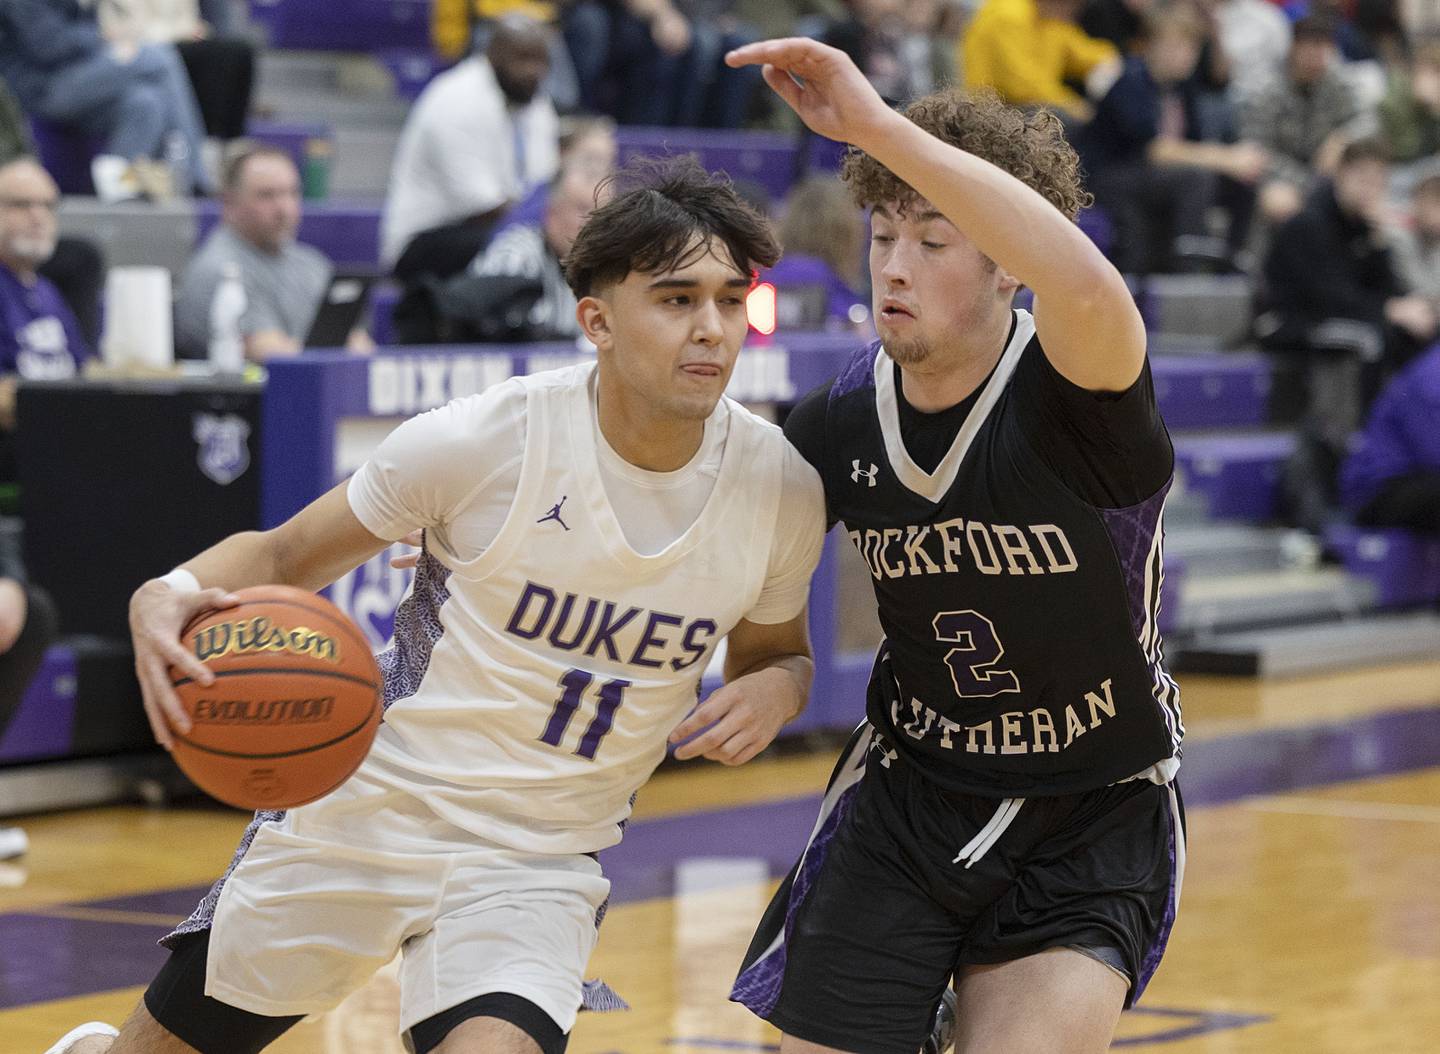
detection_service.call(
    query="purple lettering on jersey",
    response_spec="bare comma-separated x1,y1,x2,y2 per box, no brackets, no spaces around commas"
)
628,611,684,668
583,601,641,661
506,582,556,639
539,667,594,747
671,619,718,671
548,594,600,652
574,678,631,759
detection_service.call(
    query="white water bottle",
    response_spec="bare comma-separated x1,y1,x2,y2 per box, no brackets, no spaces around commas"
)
208,263,247,374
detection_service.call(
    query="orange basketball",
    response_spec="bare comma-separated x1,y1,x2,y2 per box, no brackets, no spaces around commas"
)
167,585,382,810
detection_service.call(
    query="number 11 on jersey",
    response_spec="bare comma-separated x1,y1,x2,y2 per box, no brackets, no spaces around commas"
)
539,668,632,759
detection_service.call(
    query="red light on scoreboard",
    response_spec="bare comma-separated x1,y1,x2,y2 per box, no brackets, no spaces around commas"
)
747,282,777,336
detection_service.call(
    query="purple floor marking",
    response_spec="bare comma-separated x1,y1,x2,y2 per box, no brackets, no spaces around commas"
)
3,703,1438,1011
0,912,170,1008
1112,1006,1271,1046
664,1006,1271,1051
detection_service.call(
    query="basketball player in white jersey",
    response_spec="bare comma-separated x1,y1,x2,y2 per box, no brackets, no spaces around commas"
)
46,160,826,1054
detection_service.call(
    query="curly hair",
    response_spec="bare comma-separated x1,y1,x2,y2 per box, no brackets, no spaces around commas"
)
841,88,1091,221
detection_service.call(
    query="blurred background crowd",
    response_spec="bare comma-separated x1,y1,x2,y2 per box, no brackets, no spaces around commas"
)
4,4,1440,856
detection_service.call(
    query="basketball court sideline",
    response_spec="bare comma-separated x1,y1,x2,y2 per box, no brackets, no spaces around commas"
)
2,659,1438,1054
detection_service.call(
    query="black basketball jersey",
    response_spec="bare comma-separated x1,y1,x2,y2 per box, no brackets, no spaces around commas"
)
792,310,1183,798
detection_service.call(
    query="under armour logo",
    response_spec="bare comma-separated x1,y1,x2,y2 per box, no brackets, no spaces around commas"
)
537,496,571,531
851,460,879,487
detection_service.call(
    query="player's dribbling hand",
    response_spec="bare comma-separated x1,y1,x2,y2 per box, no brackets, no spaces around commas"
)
129,580,239,750
725,38,897,152
667,667,803,766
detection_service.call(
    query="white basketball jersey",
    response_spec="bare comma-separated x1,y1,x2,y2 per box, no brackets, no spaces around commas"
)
359,364,788,854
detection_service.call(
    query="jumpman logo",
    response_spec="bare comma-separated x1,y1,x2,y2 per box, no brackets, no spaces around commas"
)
851,460,879,487
537,496,571,531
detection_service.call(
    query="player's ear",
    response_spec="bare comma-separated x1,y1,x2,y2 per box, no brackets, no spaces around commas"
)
996,268,1022,294
576,295,612,349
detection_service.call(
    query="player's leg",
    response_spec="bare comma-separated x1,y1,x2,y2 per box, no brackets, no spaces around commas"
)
953,779,1185,1054
101,1000,199,1054
46,934,302,1054
419,994,565,1054
732,747,981,1053
398,847,612,1054
431,1018,541,1054
951,947,1127,1054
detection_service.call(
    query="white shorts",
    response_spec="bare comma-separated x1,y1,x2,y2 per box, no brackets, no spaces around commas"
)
204,785,611,1038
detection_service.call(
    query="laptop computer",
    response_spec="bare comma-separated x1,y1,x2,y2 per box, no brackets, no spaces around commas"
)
305,270,378,347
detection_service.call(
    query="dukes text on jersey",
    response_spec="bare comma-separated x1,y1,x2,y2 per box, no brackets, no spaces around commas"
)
505,581,717,671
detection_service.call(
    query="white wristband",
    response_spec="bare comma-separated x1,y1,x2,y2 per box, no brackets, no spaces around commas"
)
157,568,202,594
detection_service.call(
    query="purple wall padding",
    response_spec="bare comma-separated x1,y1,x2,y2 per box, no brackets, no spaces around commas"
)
0,645,78,764
250,0,431,51
1173,432,1295,523
1325,526,1440,608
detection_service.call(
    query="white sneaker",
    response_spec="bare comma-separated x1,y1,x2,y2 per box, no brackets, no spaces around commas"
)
42,1023,119,1054
0,826,27,861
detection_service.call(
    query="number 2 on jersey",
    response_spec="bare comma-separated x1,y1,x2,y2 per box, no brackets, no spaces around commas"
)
932,610,1020,698
539,669,631,759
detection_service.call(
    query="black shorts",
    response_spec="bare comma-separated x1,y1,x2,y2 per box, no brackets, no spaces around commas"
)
731,727,1185,1054
144,931,569,1054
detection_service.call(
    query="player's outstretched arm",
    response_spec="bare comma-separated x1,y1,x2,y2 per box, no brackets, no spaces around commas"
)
728,38,1146,391
129,481,394,749
668,610,814,766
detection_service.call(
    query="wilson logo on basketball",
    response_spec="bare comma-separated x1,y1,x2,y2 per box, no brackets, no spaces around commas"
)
191,616,341,664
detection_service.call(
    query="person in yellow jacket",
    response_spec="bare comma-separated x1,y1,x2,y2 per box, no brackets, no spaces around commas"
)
432,0,558,61
962,0,1121,123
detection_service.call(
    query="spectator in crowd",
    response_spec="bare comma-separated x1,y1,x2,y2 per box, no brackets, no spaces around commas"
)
431,0,580,112
0,517,58,863
1389,172,1440,304
0,88,105,347
1257,137,1433,365
564,0,762,127
0,0,211,197
1379,35,1440,192
1081,0,1151,52
0,159,66,860
771,175,868,326
1256,138,1436,531
394,160,609,345
963,0,1122,124
1241,15,1366,226
1198,0,1291,103
173,146,366,362
1077,4,1266,274
0,158,93,415
382,14,559,280
503,115,618,230
1333,0,1409,66
1340,341,1440,532
1174,0,1242,141
823,0,950,107
96,0,256,144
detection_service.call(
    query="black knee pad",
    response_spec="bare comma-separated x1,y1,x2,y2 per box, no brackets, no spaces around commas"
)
144,931,303,1054
409,992,568,1054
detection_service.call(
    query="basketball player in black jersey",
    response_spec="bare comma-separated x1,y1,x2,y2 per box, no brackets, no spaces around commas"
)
725,39,1185,1054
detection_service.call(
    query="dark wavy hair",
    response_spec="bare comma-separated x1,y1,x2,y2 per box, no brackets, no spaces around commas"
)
564,156,781,297
841,88,1091,221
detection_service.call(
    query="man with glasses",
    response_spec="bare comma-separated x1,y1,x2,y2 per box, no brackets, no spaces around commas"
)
0,157,91,396
0,155,85,864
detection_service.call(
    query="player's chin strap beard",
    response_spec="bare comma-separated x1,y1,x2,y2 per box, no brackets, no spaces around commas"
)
952,798,1025,868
